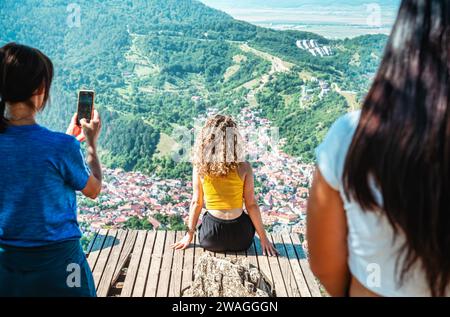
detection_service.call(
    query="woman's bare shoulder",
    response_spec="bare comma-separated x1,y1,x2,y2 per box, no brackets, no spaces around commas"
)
238,162,252,176
238,161,251,169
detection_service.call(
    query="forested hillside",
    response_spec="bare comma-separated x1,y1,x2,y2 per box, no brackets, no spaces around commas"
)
0,0,388,176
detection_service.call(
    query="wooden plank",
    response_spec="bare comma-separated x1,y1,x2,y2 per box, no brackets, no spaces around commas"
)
181,233,195,295
92,230,118,290
132,231,156,297
194,234,205,269
145,230,166,297
290,233,322,297
246,240,259,269
282,233,311,297
157,231,176,297
254,236,275,291
85,230,99,258
87,229,108,270
169,231,185,297
112,230,138,284
271,234,299,297
258,234,288,297
97,230,127,297
122,230,147,297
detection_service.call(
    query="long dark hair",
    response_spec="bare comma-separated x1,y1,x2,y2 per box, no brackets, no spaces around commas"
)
343,0,450,296
0,43,54,133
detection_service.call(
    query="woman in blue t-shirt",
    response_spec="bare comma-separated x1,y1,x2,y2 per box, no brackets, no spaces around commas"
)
0,43,102,297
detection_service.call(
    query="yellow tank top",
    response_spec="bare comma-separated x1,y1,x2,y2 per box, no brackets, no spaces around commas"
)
202,169,244,210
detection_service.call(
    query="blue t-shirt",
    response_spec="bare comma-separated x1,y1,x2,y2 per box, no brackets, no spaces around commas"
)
0,124,90,247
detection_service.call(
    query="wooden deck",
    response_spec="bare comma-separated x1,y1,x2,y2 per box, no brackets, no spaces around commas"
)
86,229,322,297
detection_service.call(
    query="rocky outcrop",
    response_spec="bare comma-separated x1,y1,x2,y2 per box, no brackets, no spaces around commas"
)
183,253,274,297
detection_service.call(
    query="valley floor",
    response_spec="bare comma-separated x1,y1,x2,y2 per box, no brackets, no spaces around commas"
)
78,106,313,254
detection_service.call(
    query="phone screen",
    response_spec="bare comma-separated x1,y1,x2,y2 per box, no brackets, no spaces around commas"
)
77,91,94,125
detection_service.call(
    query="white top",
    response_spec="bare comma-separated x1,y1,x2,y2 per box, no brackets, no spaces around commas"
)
315,111,434,297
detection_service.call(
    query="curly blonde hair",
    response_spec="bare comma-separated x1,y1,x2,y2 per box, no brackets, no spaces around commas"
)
193,115,245,177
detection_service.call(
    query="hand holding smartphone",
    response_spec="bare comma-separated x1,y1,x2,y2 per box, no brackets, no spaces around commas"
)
67,90,100,143
77,90,95,126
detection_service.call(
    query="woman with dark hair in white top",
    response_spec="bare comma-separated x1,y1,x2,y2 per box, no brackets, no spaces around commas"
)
307,0,450,296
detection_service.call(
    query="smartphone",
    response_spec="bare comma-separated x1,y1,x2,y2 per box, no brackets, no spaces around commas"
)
77,90,95,126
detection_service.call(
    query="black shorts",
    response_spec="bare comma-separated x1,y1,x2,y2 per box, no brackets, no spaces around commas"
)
198,211,256,253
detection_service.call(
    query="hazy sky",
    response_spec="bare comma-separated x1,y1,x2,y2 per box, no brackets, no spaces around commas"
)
200,0,402,38
200,0,400,24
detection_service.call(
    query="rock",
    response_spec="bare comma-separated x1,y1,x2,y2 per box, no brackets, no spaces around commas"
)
182,253,274,297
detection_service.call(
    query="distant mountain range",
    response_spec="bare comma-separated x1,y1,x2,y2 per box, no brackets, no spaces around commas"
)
201,0,401,38
202,0,399,8
0,0,389,178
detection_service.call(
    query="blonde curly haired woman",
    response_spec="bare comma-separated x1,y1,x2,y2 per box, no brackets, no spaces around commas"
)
171,115,277,255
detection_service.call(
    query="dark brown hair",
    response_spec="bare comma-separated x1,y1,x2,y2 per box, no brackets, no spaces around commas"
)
343,0,450,296
0,43,54,132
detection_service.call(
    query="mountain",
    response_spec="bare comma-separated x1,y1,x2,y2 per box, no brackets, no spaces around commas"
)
0,0,388,178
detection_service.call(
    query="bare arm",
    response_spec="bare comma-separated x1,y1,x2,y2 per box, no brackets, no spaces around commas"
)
81,144,102,199
187,168,204,234
243,163,278,256
307,168,350,296
66,111,102,199
81,111,102,199
172,168,203,250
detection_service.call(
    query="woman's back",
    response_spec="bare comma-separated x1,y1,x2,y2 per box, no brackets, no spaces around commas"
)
309,0,450,297
0,124,90,247
317,111,437,296
0,42,101,297
202,168,244,210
